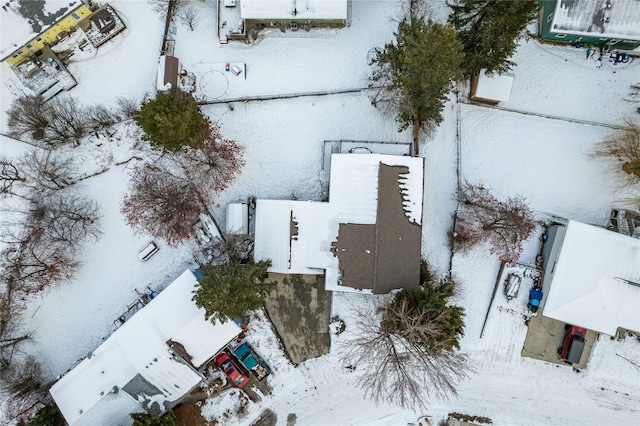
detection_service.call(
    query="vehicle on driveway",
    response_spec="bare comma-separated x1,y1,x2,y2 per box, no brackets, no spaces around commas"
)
504,273,521,301
233,341,270,380
215,352,249,387
558,324,587,365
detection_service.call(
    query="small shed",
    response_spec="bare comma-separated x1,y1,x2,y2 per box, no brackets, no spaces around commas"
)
470,69,514,105
226,203,249,235
156,55,181,92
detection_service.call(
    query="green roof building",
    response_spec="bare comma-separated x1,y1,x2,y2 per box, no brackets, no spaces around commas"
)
539,0,640,50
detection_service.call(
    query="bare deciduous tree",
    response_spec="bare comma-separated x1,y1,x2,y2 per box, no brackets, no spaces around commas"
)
340,298,470,409
150,0,189,20
19,150,78,194
0,355,50,424
1,228,80,296
455,183,536,262
6,95,49,140
117,96,140,119
0,157,25,196
45,96,89,144
86,104,119,130
178,5,199,31
177,124,245,196
29,193,102,251
121,163,203,245
591,119,640,187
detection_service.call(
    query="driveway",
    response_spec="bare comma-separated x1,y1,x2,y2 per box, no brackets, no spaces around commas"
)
521,314,598,370
264,273,332,365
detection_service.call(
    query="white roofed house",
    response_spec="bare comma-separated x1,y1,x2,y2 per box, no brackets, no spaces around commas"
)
240,0,348,31
254,153,424,294
49,270,241,426
540,220,640,337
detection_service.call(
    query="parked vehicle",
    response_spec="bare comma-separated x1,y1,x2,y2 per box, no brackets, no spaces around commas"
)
233,342,270,380
527,286,543,313
215,353,249,387
503,273,521,301
558,324,587,365
137,241,159,261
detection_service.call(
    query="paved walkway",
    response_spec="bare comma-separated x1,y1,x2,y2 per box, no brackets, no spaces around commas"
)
264,273,332,365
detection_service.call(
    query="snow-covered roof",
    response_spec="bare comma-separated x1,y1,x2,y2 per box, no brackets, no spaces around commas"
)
543,221,640,336
240,0,347,21
0,0,83,60
156,55,180,92
551,0,640,40
254,153,424,293
473,69,513,103
226,203,249,234
50,270,241,426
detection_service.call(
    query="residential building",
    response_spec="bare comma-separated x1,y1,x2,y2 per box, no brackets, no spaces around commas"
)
240,0,348,29
50,270,241,426
1,0,93,65
539,0,640,50
254,153,424,294
540,220,640,336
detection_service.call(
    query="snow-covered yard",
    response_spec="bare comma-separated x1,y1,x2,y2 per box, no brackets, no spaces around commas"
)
1,0,639,425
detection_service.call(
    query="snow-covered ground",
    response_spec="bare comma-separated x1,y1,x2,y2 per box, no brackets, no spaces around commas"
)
1,0,640,425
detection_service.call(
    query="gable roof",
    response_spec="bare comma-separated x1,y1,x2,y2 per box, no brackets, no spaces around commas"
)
543,221,640,336
550,0,640,41
50,270,241,426
254,153,424,293
240,0,347,21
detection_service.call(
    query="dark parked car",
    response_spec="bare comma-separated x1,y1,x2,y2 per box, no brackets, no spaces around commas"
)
558,324,587,365
215,353,249,387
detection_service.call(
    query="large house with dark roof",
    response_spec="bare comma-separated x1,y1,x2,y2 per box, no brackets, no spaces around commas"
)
253,153,424,294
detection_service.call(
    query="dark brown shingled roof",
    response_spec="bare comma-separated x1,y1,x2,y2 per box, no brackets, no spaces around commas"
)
332,163,421,293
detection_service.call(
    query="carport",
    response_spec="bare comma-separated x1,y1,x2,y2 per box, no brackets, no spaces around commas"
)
521,314,597,370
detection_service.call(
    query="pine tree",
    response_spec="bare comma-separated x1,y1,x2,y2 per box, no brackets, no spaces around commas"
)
193,260,274,323
384,280,465,352
130,411,179,426
134,93,208,152
370,17,463,144
27,404,65,426
448,0,538,78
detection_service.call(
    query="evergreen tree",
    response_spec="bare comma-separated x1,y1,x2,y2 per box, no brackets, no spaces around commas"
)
134,93,208,152
26,404,65,426
370,17,463,145
384,280,465,352
193,260,274,323
448,0,538,78
131,411,180,426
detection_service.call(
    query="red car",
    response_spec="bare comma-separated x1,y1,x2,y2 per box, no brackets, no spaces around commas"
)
557,324,587,365
215,353,249,387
